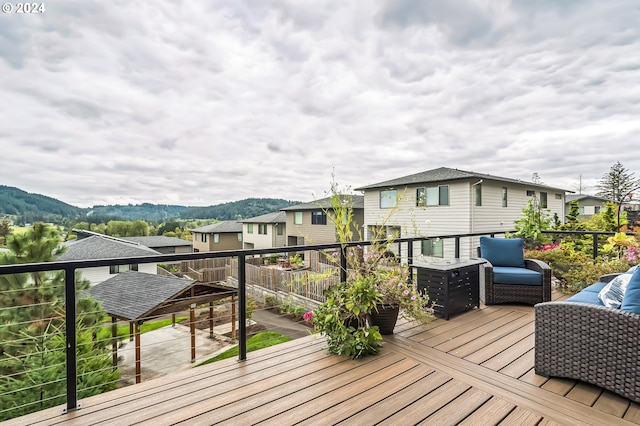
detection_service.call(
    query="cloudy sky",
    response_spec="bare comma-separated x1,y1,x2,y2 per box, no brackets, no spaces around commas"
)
1,0,639,208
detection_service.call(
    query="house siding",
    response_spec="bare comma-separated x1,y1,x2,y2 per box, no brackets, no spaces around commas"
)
243,223,287,250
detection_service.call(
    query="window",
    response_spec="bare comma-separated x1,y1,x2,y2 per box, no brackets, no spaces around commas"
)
109,264,138,274
277,224,283,235
417,185,449,206
421,239,443,257
213,233,220,243
475,184,482,207
555,193,562,200
294,212,303,225
311,210,327,225
258,224,267,234
579,206,585,214
380,190,397,208
200,233,207,243
502,187,508,207
540,192,548,208
247,224,253,234
237,233,242,242
594,206,601,214
526,190,535,197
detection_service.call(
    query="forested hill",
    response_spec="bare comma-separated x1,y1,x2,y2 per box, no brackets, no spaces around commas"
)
0,185,301,223
0,185,83,219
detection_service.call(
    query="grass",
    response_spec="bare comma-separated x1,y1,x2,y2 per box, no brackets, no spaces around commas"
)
96,316,189,341
197,331,292,366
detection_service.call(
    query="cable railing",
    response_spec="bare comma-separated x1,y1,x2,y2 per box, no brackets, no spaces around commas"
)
1,229,616,421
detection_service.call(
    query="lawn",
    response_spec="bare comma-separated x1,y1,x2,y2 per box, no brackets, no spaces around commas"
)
197,331,292,366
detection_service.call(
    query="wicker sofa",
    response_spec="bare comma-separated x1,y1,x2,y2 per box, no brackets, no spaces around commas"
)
535,267,640,403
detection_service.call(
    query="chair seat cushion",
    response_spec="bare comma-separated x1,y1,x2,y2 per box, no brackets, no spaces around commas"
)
479,237,525,268
493,266,542,285
566,289,604,305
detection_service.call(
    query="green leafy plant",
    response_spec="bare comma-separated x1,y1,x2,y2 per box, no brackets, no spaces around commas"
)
563,258,634,293
513,198,552,249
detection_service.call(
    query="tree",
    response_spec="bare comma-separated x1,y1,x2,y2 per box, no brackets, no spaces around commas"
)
0,219,11,246
595,162,639,231
0,223,118,421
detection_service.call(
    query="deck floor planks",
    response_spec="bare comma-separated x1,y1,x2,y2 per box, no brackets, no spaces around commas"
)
593,391,632,417
457,396,516,425
480,332,535,371
462,320,533,365
417,387,493,425
565,381,604,406
498,348,536,379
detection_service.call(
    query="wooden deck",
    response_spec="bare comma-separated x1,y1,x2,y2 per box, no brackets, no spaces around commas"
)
6,291,640,426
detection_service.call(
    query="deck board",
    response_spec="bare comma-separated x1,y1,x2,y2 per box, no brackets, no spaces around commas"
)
4,293,640,426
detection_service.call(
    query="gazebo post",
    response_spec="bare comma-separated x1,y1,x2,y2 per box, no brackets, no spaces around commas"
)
172,313,176,328
129,322,134,341
209,302,214,338
231,294,236,340
190,304,196,363
111,316,118,368
135,322,141,384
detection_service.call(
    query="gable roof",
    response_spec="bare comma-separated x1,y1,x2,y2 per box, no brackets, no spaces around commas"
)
241,211,286,224
281,195,364,211
191,220,242,233
565,194,610,203
57,235,159,261
87,271,196,320
121,236,192,248
354,167,571,193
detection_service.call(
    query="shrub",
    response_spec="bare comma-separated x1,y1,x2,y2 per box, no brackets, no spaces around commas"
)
562,258,634,293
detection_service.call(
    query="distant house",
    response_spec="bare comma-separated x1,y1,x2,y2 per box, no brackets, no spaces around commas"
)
281,195,365,246
241,211,286,250
57,234,160,286
565,194,610,220
120,236,193,254
355,167,570,258
191,221,243,252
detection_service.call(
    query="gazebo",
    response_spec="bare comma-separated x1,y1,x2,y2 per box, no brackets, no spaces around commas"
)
87,271,238,383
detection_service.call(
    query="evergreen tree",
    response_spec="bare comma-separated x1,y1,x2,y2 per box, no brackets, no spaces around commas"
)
595,161,639,202
0,223,119,421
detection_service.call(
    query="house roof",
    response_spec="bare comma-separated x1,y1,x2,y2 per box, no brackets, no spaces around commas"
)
191,220,242,233
57,235,160,261
86,271,196,320
281,195,364,211
354,167,572,193
121,236,192,248
565,194,610,203
241,211,286,224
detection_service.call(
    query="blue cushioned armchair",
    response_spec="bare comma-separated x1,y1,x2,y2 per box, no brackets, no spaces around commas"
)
477,237,552,305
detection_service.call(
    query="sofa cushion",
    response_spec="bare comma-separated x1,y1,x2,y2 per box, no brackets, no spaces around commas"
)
493,266,542,285
621,267,640,314
479,237,525,268
566,289,604,305
598,273,633,308
582,281,608,294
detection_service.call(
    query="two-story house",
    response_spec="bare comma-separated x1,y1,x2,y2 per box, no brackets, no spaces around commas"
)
281,195,365,246
355,167,570,259
57,233,160,286
241,211,286,250
191,221,243,252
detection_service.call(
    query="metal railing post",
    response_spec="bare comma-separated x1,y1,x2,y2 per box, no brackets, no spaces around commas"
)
63,267,78,412
593,232,599,259
340,245,347,283
455,237,460,258
237,255,247,361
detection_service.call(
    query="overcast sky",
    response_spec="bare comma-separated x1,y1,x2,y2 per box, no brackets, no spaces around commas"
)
1,0,639,208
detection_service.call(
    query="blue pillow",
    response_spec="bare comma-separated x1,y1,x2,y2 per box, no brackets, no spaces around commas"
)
621,267,640,314
479,237,525,268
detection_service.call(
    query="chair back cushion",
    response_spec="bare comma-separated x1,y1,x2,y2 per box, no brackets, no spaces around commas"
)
621,267,640,314
479,237,525,268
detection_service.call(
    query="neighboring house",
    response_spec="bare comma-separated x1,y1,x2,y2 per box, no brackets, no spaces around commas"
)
120,236,193,254
281,195,365,246
57,234,160,286
242,211,286,250
565,194,610,220
191,221,243,252
355,167,571,259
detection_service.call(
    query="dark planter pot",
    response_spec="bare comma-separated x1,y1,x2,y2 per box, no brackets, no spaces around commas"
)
370,304,400,335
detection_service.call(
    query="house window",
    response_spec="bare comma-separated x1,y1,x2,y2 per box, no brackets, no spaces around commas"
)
277,224,283,235
213,233,220,243
594,206,601,214
540,192,548,209
237,233,242,242
200,233,207,243
502,187,508,207
555,193,562,200
475,184,482,207
579,207,585,214
247,224,253,234
109,264,138,274
526,190,535,197
417,186,449,206
311,210,327,225
421,239,443,257
294,212,303,225
258,224,267,234
380,190,397,208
